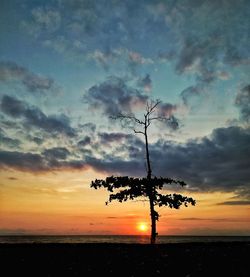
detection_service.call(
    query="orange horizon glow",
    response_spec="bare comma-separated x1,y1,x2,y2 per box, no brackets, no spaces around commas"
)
1,169,250,236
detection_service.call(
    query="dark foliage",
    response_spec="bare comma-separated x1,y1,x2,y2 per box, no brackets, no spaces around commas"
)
91,176,195,219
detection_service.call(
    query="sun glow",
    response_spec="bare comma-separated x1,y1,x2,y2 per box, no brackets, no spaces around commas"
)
137,222,148,232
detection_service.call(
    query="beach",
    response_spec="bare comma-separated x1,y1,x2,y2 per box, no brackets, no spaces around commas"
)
1,242,249,276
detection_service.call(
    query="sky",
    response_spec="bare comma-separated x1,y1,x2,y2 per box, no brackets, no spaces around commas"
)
0,0,249,236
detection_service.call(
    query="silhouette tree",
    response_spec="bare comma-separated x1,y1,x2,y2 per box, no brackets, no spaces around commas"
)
91,100,195,244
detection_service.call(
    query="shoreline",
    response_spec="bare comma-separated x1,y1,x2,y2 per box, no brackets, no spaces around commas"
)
1,234,249,244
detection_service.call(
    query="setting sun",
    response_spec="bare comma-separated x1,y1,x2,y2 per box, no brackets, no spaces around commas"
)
137,223,148,232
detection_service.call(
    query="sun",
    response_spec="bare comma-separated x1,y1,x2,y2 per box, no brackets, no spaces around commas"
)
137,222,148,232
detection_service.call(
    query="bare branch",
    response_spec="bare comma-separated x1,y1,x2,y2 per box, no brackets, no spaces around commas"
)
148,100,161,115
134,129,144,135
148,116,170,124
150,100,160,112
112,113,145,125
149,116,167,121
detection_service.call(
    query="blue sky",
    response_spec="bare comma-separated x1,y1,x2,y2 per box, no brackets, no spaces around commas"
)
0,0,250,234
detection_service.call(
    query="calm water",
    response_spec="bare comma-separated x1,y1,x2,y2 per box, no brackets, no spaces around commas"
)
0,235,249,244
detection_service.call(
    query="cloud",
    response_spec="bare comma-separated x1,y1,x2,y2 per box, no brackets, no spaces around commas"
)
0,150,47,172
180,85,204,106
78,123,96,133
30,136,44,145
0,149,87,172
87,48,153,71
217,201,250,206
85,76,148,116
0,95,76,137
0,128,21,149
8,177,18,180
22,6,61,36
172,1,249,72
82,126,250,197
21,1,161,71
0,229,30,235
0,61,57,93
180,217,249,222
0,124,249,200
42,147,70,160
98,132,130,145
235,84,250,125
77,136,91,147
137,74,152,92
85,76,179,129
23,1,249,72
85,155,143,176
150,126,250,195
128,51,154,73
156,102,177,117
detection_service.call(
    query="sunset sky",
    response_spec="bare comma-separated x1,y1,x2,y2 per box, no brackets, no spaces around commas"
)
0,0,249,236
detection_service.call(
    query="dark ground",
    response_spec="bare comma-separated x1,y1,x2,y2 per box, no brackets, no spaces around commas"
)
1,242,249,276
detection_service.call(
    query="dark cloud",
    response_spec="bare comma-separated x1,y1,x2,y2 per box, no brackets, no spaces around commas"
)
0,115,21,130
85,76,148,116
175,37,218,83
150,126,250,195
22,74,54,93
0,95,76,137
180,85,203,106
235,85,250,125
217,201,250,206
83,126,249,196
98,132,130,144
0,150,47,172
31,136,44,145
77,136,91,147
78,122,96,133
42,147,70,160
0,123,249,199
81,126,249,196
85,76,180,130
8,177,18,180
0,149,87,172
157,102,177,118
85,155,143,176
78,127,250,197
136,74,152,92
0,61,56,93
155,102,179,130
1,95,26,117
0,128,21,148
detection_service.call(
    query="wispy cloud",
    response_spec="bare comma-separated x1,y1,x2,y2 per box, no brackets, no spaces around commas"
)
217,201,250,206
0,61,59,94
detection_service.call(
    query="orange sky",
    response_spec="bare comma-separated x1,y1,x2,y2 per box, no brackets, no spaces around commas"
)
1,169,249,236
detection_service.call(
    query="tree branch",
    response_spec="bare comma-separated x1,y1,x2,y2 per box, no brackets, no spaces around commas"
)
111,113,145,125
134,129,144,135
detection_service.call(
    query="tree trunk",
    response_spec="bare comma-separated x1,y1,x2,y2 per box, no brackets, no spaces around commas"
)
149,195,157,244
145,125,157,244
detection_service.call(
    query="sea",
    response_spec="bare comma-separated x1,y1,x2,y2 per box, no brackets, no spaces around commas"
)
0,235,249,244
